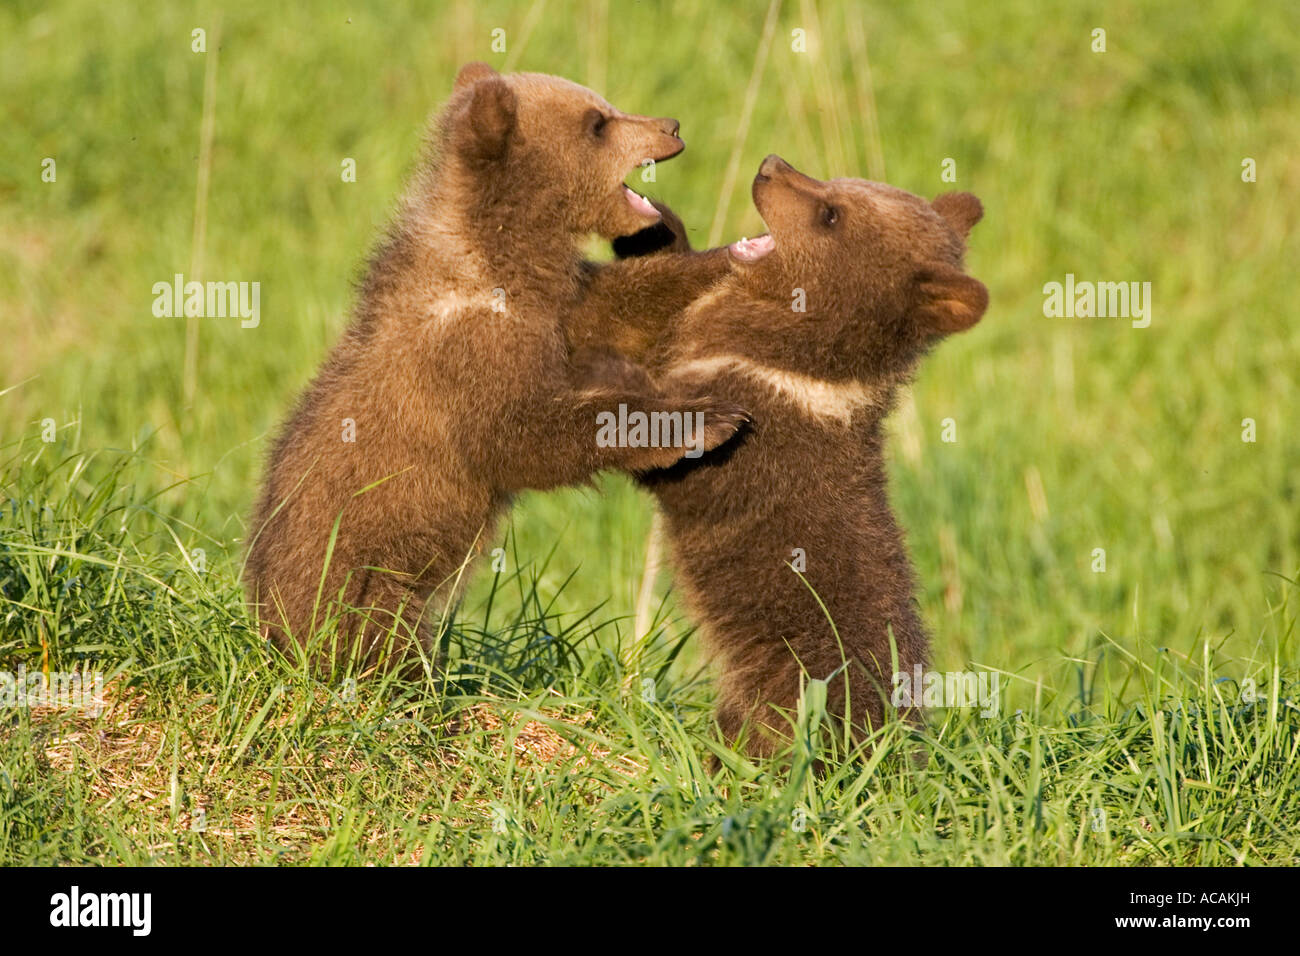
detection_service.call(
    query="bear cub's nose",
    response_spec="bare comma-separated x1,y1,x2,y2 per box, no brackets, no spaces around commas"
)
759,154,793,179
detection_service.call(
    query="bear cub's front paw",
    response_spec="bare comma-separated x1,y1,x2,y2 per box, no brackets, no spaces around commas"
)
685,396,752,454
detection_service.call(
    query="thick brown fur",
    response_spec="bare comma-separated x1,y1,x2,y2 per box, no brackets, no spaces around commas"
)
244,65,745,666
602,156,989,756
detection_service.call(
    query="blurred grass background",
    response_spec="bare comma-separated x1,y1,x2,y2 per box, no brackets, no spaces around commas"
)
1,0,1298,864
4,0,1296,671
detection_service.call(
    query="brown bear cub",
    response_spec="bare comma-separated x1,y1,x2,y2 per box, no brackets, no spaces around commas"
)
245,64,745,666
621,156,988,756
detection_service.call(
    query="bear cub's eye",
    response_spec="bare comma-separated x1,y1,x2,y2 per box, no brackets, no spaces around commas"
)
820,205,840,228
585,109,609,140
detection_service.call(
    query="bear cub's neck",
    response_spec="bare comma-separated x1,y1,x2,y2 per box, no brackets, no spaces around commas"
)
661,275,908,431
394,161,592,306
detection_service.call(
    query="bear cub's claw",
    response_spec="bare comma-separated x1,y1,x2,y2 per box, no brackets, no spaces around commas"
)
689,397,752,453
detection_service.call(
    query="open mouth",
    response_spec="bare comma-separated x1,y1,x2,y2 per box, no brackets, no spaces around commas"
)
619,136,684,220
728,233,775,262
622,183,660,219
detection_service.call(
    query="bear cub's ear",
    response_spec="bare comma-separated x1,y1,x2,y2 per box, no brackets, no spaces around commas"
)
911,263,989,335
931,192,984,241
454,61,499,91
453,69,517,165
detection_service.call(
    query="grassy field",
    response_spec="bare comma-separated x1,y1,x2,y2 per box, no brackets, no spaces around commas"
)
2,0,1298,865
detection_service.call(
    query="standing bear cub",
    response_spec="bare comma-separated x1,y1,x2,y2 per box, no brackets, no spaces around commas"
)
245,64,745,665
605,156,988,756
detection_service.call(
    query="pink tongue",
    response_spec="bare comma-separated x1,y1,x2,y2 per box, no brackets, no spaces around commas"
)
729,234,775,260
623,185,659,217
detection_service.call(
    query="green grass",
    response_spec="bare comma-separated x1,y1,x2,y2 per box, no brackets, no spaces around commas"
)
2,0,1298,865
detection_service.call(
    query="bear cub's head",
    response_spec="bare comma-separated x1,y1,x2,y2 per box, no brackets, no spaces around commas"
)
445,62,684,241
727,155,988,376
